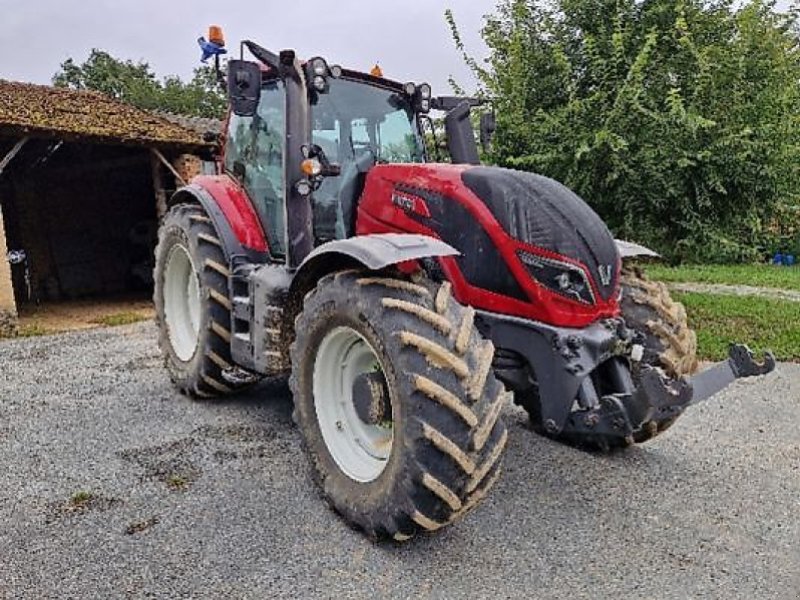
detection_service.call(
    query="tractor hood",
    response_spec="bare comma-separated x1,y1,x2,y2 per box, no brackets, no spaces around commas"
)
461,166,620,301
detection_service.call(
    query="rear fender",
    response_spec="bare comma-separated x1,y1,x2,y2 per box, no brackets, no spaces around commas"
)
169,176,269,263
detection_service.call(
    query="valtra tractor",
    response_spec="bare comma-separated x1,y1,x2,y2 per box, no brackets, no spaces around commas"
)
154,31,776,541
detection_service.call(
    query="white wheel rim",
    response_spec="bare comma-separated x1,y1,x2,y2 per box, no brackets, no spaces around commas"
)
163,243,201,362
313,326,393,483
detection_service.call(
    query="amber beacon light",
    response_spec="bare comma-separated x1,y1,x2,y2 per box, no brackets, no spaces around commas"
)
208,25,225,47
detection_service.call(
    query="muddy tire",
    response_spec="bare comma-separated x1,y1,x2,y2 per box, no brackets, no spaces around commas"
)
290,271,508,541
621,266,698,379
154,204,257,398
620,265,698,442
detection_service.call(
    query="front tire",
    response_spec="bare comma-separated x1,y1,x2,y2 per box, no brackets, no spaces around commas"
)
290,271,508,541
154,204,257,398
620,265,698,442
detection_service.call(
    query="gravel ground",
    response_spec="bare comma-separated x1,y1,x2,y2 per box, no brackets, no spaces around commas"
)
0,322,798,599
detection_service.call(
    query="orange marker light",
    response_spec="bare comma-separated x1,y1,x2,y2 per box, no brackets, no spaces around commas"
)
208,25,225,47
370,63,383,77
301,158,322,176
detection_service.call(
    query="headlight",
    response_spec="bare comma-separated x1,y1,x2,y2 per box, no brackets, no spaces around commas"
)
306,57,330,93
311,57,328,76
312,75,327,92
403,82,416,96
415,83,432,113
517,250,595,305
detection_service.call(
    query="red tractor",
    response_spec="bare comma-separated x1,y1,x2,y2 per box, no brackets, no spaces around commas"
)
154,37,775,541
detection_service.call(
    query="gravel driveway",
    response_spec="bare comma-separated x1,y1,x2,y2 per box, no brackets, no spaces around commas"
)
1,322,798,599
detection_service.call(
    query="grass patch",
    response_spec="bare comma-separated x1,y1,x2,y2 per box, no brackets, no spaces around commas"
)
16,322,48,337
646,264,800,291
69,490,94,507
674,292,800,362
92,312,149,327
166,475,188,490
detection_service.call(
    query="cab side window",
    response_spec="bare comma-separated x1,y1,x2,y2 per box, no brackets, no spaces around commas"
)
224,80,286,256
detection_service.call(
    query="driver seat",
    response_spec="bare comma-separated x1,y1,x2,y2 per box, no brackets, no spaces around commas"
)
336,150,375,238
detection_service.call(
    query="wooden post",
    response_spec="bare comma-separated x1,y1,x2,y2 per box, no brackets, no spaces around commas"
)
0,137,28,177
0,201,17,336
151,148,187,187
150,150,168,219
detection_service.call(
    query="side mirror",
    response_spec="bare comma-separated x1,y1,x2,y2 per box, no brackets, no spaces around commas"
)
479,111,496,152
227,60,262,117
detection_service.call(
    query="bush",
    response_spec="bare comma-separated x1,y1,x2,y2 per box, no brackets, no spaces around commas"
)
449,0,800,263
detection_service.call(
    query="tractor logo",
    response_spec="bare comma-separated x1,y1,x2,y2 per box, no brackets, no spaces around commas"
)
392,192,415,212
391,191,431,218
598,265,613,286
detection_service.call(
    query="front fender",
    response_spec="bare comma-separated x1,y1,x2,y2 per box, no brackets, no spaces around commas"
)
300,233,458,271
615,239,660,260
289,233,458,298
170,175,269,257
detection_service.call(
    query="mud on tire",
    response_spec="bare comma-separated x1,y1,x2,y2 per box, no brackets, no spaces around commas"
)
154,203,257,398
620,265,698,442
621,266,698,379
290,271,508,541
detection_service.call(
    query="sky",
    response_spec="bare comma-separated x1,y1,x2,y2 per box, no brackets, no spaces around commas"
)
0,0,496,95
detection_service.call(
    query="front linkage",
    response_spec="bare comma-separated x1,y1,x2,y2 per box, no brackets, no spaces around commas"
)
477,311,776,450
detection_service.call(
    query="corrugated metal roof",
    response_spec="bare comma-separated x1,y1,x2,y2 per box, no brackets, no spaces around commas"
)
0,80,212,149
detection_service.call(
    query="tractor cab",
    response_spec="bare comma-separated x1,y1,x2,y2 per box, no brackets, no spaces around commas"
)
220,41,483,265
306,70,427,243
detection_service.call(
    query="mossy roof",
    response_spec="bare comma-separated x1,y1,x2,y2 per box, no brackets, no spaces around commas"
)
0,80,212,149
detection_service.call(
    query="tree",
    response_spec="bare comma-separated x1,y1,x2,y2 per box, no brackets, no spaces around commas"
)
53,49,226,119
449,0,800,262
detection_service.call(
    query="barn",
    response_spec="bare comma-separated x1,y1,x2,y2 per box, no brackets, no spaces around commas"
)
0,80,219,335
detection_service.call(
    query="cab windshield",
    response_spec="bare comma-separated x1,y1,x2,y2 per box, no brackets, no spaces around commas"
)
311,77,425,165
310,77,425,242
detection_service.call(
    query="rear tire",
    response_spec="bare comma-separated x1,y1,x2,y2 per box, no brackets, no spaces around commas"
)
290,271,508,541
154,203,258,398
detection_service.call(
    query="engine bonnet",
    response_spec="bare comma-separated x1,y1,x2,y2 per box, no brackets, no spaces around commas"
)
461,167,619,301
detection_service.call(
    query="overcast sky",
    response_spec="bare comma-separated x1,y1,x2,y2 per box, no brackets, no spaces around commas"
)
0,0,495,95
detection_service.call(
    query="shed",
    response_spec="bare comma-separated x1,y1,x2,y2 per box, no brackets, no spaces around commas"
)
0,80,218,334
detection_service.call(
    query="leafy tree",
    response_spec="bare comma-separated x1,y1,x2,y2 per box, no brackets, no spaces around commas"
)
53,49,226,119
448,0,800,262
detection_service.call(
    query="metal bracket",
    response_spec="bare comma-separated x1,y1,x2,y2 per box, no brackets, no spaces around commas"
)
616,366,693,429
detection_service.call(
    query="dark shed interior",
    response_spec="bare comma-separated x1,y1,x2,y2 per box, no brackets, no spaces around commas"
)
0,80,215,317
0,140,157,302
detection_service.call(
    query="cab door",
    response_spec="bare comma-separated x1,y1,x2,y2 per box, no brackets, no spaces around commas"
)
224,79,287,258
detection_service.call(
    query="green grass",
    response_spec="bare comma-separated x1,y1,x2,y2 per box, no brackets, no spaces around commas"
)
673,292,800,362
166,475,188,490
69,491,94,507
16,322,48,337
645,264,800,291
92,312,149,327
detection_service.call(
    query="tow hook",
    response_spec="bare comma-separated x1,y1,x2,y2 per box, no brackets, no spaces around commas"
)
631,344,776,427
558,345,776,447
686,344,776,406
